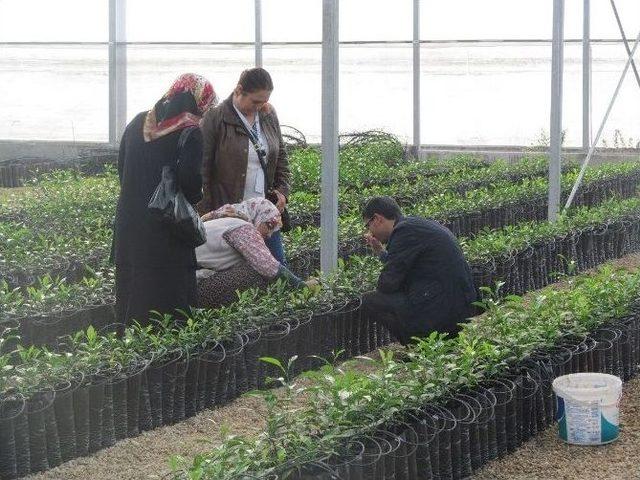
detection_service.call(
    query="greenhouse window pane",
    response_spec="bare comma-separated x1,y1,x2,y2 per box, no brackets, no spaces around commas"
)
126,44,254,124
262,45,321,141
590,43,640,149
0,44,108,141
263,44,411,143
340,0,412,42
126,0,254,43
339,44,412,141
420,43,552,146
263,0,321,43
0,0,107,42
421,1,553,41
589,0,640,39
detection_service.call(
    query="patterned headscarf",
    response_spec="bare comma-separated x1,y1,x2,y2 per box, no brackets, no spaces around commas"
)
143,73,217,142
212,198,282,235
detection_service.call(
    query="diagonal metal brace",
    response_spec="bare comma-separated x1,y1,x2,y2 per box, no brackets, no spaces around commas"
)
563,27,640,212
610,0,640,90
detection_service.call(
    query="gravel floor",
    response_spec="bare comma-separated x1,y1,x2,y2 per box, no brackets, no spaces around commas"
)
474,375,640,480
25,253,640,480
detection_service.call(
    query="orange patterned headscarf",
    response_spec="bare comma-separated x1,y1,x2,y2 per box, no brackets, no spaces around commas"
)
143,73,217,142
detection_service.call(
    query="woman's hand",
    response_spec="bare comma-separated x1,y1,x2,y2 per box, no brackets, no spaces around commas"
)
201,211,216,222
272,189,287,212
304,277,321,292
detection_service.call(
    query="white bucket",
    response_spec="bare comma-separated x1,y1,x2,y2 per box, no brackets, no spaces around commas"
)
552,373,622,445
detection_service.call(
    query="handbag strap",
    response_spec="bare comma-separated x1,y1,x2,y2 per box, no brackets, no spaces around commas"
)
176,126,197,167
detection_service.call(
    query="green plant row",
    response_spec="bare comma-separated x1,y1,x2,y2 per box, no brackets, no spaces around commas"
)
0,142,488,283
287,155,579,219
0,256,378,399
171,264,640,479
3,196,640,399
4,195,640,328
284,163,640,260
0,269,114,320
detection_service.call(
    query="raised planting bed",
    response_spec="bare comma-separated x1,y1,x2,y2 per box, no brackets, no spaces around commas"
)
167,266,640,479
287,155,584,228
1,198,640,476
4,197,640,350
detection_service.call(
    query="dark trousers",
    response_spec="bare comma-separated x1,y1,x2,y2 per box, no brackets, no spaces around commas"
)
362,289,471,346
361,290,421,346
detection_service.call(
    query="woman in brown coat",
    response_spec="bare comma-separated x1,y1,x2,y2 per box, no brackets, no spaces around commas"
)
198,67,290,264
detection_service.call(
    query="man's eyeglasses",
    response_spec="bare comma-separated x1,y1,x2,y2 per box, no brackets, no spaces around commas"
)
364,216,374,230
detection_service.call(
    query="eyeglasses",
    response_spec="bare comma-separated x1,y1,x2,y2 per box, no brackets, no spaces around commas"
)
364,216,374,230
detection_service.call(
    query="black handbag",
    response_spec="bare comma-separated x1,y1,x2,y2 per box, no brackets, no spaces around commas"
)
148,127,207,248
236,111,292,233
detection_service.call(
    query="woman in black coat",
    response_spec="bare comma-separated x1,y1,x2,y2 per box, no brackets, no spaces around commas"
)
114,73,217,326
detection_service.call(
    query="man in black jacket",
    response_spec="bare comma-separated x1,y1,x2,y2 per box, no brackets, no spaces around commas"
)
362,196,477,345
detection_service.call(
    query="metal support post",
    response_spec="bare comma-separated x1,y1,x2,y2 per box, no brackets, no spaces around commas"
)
109,0,127,145
582,0,592,151
564,29,640,211
320,0,339,274
255,0,263,67
548,0,565,221
412,0,420,157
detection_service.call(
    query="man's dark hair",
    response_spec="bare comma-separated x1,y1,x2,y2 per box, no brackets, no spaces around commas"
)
362,196,403,221
238,67,274,93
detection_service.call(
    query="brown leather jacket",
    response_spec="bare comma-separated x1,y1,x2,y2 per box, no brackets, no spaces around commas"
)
197,94,291,214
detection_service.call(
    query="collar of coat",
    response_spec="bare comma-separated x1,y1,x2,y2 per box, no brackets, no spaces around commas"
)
222,93,275,129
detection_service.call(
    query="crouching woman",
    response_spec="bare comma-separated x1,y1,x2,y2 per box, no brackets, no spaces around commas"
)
196,198,313,307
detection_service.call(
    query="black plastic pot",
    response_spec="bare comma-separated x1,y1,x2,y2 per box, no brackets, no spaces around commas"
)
240,324,263,390
196,341,226,411
182,349,201,419
257,322,291,389
138,365,153,433
401,408,438,480
216,334,246,406
442,395,476,479
145,349,183,429
480,378,514,460
336,297,364,359
0,394,25,480
388,422,423,480
171,353,189,425
280,317,302,375
372,429,402,480
309,305,337,370
592,328,621,377
326,438,367,480
345,435,385,480
107,358,149,440
276,460,343,480
289,311,314,374
459,386,496,470
422,404,456,480
26,388,56,473
53,372,84,463
161,349,185,426
86,368,117,454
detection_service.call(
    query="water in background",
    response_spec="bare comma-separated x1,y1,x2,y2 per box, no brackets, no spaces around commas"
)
1,43,639,147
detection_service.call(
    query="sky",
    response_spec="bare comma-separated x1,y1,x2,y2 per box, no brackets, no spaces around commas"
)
1,0,640,43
